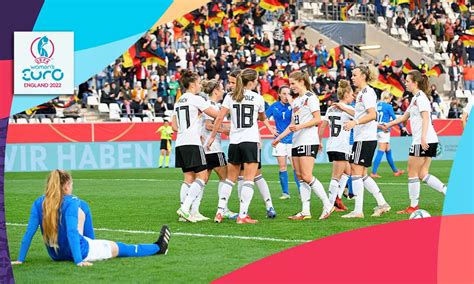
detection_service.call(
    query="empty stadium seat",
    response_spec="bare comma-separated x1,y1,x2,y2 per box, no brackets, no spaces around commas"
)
153,117,164,123
456,90,467,98
29,118,40,124
434,53,443,61
64,118,75,123
121,117,131,123
164,110,173,117
16,118,28,124
87,96,99,107
142,117,151,122
422,46,433,55
41,118,52,124
98,103,110,113
131,117,142,122
411,40,421,49
464,90,472,97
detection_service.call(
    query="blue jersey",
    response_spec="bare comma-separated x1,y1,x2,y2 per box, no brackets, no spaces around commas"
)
266,101,293,144
376,102,402,132
18,195,92,264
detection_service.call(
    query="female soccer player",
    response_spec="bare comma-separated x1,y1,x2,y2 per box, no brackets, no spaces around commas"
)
11,170,170,266
265,86,301,200
370,91,406,178
461,99,472,129
174,70,219,222
340,65,391,218
318,79,354,212
195,79,238,223
207,68,277,224
156,119,174,168
382,70,447,214
272,71,333,220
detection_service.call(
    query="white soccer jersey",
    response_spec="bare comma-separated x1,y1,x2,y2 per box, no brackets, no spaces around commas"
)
173,92,211,147
353,86,378,141
222,89,265,144
408,91,439,145
202,101,224,154
291,92,320,147
323,105,354,154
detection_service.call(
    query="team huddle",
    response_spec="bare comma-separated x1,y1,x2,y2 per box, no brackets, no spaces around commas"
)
172,66,448,224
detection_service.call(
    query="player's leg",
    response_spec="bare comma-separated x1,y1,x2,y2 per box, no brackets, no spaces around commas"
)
342,162,365,218
302,156,333,219
238,162,259,224
165,148,171,168
111,225,171,258
371,142,386,178
363,167,390,217
397,155,424,214
288,155,312,220
254,168,276,218
214,164,238,221
190,168,210,221
277,155,291,199
419,157,447,194
329,160,347,210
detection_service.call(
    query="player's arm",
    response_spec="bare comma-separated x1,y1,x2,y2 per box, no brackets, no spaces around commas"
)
258,112,278,137
291,110,321,131
334,103,355,116
318,119,328,151
156,126,163,133
171,115,178,132
14,202,41,264
384,111,410,130
461,112,469,129
344,107,376,131
272,125,292,147
420,111,430,150
208,107,229,149
389,105,405,131
205,119,229,135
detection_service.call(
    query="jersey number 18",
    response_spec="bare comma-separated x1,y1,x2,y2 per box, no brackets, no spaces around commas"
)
233,104,254,128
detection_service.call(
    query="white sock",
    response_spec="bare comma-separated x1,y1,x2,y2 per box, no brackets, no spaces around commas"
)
181,179,205,213
422,174,447,195
363,175,387,206
180,183,190,206
217,179,234,214
255,174,273,209
408,177,420,207
338,174,349,198
300,181,312,215
239,181,255,218
309,177,331,209
352,176,364,214
190,185,205,215
328,178,340,205
237,176,244,199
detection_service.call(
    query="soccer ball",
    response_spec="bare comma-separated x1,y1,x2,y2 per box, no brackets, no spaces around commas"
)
409,209,431,219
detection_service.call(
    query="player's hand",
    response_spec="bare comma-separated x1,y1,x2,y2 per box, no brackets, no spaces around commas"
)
206,136,215,150
269,125,278,137
77,261,93,267
11,261,23,265
379,124,388,132
319,143,323,152
289,124,300,132
343,120,357,131
333,102,344,110
421,138,429,151
272,138,280,148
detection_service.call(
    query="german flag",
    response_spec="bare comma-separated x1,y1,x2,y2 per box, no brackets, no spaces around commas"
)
386,74,405,97
319,93,332,101
316,65,329,74
263,93,276,105
397,0,410,4
460,34,474,47
402,58,418,74
459,4,468,13
255,43,273,57
249,61,269,73
259,0,286,12
122,45,141,68
340,3,354,21
426,64,444,77
326,46,343,68
369,74,391,92
233,4,251,16
176,13,195,28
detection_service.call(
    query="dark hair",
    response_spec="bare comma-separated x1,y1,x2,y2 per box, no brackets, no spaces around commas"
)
278,85,290,94
289,71,312,92
179,69,199,90
233,69,257,102
408,70,430,96
229,69,241,78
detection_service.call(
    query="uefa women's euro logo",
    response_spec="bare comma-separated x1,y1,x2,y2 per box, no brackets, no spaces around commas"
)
14,32,74,95
30,36,55,65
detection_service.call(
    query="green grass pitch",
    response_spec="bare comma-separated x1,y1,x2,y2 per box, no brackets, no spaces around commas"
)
5,161,452,283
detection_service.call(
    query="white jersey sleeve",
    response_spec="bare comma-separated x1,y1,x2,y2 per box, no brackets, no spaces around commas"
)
465,100,473,115
222,94,232,110
416,94,431,113
291,92,321,147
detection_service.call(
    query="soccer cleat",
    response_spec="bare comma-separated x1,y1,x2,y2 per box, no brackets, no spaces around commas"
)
393,170,405,177
341,211,364,218
178,217,187,222
155,225,171,255
371,203,392,217
288,212,312,220
279,193,291,200
370,173,382,178
214,213,223,223
343,188,355,200
397,206,419,214
176,208,196,223
223,209,239,220
191,212,210,222
335,197,348,211
319,206,335,220
236,215,259,224
266,207,277,219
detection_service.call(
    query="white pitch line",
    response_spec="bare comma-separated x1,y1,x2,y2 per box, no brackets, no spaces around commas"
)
6,223,310,244
6,178,408,186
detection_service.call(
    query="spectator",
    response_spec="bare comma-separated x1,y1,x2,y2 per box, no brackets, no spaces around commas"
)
154,96,168,118
448,61,462,95
296,32,308,50
448,99,462,118
464,63,474,91
395,12,406,28
273,22,284,49
344,52,356,79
